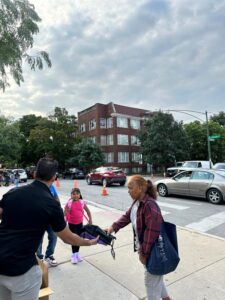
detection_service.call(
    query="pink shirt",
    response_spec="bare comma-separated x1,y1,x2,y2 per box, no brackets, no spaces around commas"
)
65,199,86,224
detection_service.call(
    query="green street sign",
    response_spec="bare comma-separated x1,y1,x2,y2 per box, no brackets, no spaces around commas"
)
208,135,221,140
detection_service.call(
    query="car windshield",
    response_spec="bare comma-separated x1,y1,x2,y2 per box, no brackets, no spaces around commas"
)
215,170,225,178
183,162,198,168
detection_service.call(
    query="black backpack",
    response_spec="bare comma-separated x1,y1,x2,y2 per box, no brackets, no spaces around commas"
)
81,224,116,259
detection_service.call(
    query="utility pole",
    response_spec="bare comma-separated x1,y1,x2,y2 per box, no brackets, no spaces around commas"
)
205,111,212,168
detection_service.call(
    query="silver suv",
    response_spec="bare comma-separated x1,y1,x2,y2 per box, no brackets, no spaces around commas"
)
166,161,211,177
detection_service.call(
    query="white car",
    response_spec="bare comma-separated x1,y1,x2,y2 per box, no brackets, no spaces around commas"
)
12,169,28,182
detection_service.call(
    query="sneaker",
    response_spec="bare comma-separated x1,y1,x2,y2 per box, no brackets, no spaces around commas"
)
45,255,58,267
76,253,83,262
71,253,78,264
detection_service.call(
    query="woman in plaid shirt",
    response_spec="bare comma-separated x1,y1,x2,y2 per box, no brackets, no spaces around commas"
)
107,175,172,300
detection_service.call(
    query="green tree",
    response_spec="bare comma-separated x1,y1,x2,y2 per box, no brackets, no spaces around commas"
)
68,139,105,173
210,111,225,126
0,0,51,91
0,116,21,167
138,111,190,171
184,120,225,163
27,107,79,167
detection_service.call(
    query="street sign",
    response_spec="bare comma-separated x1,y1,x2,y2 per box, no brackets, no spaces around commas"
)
208,135,221,140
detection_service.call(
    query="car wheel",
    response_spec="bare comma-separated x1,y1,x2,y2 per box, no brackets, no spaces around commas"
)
86,177,92,185
157,184,168,197
206,188,223,204
102,178,109,187
120,181,126,186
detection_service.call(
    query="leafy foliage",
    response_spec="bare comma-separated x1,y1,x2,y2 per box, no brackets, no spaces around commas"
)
0,0,51,91
68,139,105,173
0,116,21,166
138,111,190,169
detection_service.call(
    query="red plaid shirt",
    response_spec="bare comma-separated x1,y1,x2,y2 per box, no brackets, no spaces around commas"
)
112,194,163,258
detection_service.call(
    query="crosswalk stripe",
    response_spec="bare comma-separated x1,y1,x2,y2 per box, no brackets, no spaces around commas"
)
161,210,170,216
186,211,225,232
158,201,189,210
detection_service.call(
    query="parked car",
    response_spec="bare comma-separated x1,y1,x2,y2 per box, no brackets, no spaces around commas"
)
11,168,28,182
213,163,225,170
62,168,85,179
86,167,126,186
166,160,211,177
155,168,225,204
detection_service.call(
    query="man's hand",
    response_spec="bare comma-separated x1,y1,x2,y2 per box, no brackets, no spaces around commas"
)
88,235,99,245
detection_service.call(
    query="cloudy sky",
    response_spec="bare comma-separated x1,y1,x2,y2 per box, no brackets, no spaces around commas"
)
1,0,225,122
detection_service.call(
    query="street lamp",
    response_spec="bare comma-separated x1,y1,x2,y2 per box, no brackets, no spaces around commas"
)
166,109,212,168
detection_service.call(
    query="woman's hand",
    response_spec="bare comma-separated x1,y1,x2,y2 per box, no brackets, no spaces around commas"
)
139,253,147,265
105,226,114,234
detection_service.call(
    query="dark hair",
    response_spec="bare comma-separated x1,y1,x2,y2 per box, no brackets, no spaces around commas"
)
71,188,83,199
35,157,58,181
129,175,157,200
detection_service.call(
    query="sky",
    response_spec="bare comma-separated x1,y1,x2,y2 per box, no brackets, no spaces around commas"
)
1,0,225,123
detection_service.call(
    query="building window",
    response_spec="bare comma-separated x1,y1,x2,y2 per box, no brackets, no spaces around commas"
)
117,117,128,128
107,135,114,145
130,119,140,129
131,135,141,146
89,136,96,143
104,152,114,163
107,118,113,128
117,134,129,145
118,152,129,163
100,118,106,128
89,119,96,130
131,152,142,163
100,135,107,145
80,123,86,132
132,167,142,173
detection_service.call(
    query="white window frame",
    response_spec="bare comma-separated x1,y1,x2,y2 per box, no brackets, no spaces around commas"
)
107,118,113,128
118,152,129,163
117,117,128,128
107,135,114,145
131,135,141,146
89,119,96,130
117,134,129,145
131,152,142,163
100,135,107,145
100,118,106,128
130,119,140,129
80,123,86,132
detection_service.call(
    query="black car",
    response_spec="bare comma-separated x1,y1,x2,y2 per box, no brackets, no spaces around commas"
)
63,168,85,179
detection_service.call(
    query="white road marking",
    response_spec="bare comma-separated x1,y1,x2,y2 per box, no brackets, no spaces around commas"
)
186,211,225,232
161,210,170,216
157,201,189,210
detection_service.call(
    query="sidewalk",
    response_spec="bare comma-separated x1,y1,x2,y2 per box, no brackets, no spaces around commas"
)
1,186,225,299
49,194,225,300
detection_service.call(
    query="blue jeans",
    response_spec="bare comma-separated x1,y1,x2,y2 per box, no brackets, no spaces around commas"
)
37,226,57,258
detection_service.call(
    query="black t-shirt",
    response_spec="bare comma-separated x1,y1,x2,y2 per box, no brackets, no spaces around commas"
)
0,180,66,276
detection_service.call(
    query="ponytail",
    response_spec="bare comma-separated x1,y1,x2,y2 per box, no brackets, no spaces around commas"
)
146,179,157,200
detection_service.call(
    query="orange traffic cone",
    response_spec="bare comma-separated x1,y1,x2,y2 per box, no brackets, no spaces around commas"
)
55,178,60,188
101,185,108,196
73,180,78,188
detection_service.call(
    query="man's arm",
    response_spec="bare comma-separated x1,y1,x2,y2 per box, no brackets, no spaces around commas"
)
56,225,99,246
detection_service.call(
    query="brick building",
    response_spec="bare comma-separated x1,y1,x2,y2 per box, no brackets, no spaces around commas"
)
77,102,153,174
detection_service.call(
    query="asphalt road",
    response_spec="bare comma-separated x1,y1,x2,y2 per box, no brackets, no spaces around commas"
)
57,178,225,239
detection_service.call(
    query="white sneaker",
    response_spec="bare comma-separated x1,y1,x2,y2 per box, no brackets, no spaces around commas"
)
45,255,58,267
76,253,83,262
71,253,78,264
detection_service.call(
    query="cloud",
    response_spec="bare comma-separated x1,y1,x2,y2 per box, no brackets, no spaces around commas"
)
1,0,225,122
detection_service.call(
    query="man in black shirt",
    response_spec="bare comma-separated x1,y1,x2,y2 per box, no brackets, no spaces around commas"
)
0,157,98,300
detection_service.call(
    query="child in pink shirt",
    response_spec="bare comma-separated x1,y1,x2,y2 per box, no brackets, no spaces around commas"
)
64,188,92,264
